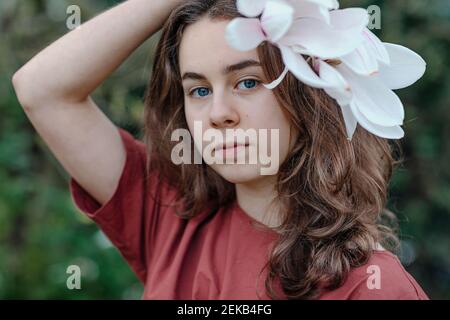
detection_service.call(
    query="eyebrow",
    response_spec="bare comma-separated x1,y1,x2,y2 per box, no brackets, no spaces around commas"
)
181,59,261,81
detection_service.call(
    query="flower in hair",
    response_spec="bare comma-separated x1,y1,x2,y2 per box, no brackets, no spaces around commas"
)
225,0,426,140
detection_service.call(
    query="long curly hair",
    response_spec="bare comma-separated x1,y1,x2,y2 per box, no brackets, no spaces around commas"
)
143,0,402,299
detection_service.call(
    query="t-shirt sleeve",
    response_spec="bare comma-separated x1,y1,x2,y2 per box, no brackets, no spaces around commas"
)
319,251,430,300
69,126,176,283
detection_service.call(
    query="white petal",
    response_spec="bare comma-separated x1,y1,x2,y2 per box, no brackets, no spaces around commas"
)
350,100,405,139
338,64,404,126
237,0,268,17
279,45,332,88
225,18,266,51
340,104,358,140
264,66,289,89
329,8,369,30
291,45,310,55
318,60,352,105
341,44,379,76
279,18,364,59
288,1,331,24
305,0,339,10
378,43,427,90
362,28,390,65
261,0,294,42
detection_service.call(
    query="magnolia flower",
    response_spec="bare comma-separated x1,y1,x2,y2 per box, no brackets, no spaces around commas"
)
226,0,368,88
315,36,426,139
225,0,427,140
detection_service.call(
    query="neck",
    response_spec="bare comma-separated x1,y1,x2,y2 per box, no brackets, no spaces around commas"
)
235,175,282,228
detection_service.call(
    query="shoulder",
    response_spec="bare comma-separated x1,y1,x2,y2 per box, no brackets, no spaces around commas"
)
318,249,429,300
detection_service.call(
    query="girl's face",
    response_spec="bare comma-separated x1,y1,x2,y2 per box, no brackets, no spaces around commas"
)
179,17,295,184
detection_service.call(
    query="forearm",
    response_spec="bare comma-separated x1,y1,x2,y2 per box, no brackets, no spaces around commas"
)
13,0,183,105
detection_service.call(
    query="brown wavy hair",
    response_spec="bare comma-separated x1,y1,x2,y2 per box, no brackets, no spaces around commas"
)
143,0,402,299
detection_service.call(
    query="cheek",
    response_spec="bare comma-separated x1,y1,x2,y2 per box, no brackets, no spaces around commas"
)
255,91,282,116
251,93,288,128
184,105,201,133
261,99,293,159
184,107,193,131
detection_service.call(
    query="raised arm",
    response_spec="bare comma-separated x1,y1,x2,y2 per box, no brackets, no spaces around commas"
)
12,0,183,205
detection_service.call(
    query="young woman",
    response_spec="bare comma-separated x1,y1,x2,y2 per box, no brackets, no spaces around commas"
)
12,0,429,299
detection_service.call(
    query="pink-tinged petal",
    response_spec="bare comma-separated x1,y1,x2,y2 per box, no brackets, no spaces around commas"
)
339,104,358,140
237,0,268,17
341,44,379,76
338,64,404,126
329,8,369,30
305,0,339,10
279,18,364,59
279,45,332,88
378,43,427,90
261,0,294,42
291,45,310,55
318,60,352,105
362,29,390,65
350,101,405,139
225,18,266,51
264,66,289,89
288,1,331,23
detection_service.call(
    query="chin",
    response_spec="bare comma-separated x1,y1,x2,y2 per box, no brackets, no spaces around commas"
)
210,163,268,184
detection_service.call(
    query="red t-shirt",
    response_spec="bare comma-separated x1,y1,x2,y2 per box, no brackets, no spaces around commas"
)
69,127,430,300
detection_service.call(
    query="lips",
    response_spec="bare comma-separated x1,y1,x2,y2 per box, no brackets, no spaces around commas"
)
215,141,250,152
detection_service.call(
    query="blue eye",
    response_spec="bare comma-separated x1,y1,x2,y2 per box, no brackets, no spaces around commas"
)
238,79,259,90
189,79,260,98
190,87,210,98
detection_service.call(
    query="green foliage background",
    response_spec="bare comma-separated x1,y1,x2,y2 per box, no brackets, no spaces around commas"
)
0,0,449,299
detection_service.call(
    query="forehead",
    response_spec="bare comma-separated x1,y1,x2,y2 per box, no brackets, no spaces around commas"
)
179,17,259,74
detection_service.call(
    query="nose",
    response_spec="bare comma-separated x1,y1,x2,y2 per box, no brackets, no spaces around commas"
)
209,90,240,129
